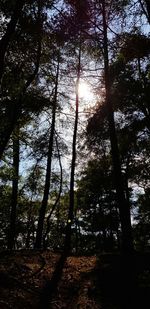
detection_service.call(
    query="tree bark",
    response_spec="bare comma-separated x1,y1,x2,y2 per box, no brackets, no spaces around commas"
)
35,59,60,249
139,0,150,24
8,124,19,250
145,0,150,22
102,0,133,253
0,1,42,160
43,134,63,249
64,45,81,254
0,102,20,160
0,0,25,83
0,43,41,160
26,202,33,248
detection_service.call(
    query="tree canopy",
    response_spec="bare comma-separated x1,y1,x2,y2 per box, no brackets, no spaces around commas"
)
0,0,150,255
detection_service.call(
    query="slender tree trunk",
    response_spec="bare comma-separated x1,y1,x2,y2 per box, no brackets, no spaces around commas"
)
56,208,60,231
102,0,133,253
137,57,150,129
35,59,60,249
109,203,114,250
0,43,41,160
0,102,20,159
26,226,31,248
0,1,42,160
74,208,79,254
139,0,150,24
115,206,121,250
8,124,19,250
26,202,33,248
43,134,63,249
64,46,81,254
0,0,25,83
31,219,36,246
124,156,131,207
145,0,150,22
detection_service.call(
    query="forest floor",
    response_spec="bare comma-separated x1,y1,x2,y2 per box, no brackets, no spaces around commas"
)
0,250,150,309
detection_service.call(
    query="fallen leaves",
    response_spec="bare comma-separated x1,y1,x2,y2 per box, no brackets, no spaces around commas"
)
0,251,100,309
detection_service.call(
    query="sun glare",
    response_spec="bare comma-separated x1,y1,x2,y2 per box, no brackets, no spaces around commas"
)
78,81,94,103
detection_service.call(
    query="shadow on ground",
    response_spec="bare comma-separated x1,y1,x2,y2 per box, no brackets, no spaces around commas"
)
0,250,150,309
95,252,150,309
41,252,150,309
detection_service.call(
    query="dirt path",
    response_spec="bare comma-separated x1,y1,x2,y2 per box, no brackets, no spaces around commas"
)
49,256,100,309
0,251,101,309
0,250,150,309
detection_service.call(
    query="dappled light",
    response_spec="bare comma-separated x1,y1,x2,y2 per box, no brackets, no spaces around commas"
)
0,0,150,308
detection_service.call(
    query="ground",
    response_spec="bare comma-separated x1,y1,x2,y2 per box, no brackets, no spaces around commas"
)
0,250,150,308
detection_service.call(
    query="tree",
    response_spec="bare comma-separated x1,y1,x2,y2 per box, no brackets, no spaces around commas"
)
85,8,150,252
0,0,49,159
77,158,120,253
0,0,149,255
7,124,20,250
134,188,150,250
35,55,60,249
139,0,150,23
43,134,63,249
0,0,25,83
98,0,133,253
65,45,81,253
62,0,91,254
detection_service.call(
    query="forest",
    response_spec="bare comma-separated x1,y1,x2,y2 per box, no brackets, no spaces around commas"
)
0,0,150,308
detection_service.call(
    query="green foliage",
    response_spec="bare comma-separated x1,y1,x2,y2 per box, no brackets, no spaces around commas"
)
120,33,150,61
76,157,119,252
0,184,11,247
0,0,150,253
134,188,150,250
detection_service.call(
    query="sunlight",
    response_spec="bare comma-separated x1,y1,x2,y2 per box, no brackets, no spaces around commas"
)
78,80,94,102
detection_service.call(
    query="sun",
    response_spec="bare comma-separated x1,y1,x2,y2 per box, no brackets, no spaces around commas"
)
78,81,94,102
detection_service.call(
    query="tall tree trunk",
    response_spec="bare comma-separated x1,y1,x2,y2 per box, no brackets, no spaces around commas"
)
0,102,20,160
137,57,150,130
102,0,133,253
0,0,25,83
64,46,81,254
145,0,150,22
8,124,19,250
35,59,60,249
139,0,150,24
74,208,79,254
26,202,33,248
43,134,63,249
0,1,42,160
